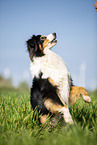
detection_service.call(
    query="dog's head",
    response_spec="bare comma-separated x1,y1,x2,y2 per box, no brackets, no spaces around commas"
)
27,33,57,61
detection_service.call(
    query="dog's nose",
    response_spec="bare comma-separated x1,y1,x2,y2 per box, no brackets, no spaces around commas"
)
52,33,56,38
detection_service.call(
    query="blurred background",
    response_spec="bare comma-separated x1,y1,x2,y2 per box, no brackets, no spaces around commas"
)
0,0,97,91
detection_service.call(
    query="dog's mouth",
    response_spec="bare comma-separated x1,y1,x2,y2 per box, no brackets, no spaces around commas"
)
42,33,57,50
50,38,57,43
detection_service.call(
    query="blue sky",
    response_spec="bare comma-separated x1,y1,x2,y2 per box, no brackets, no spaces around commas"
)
0,0,97,90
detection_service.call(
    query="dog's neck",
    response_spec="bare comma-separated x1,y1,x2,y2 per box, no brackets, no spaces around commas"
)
44,45,55,53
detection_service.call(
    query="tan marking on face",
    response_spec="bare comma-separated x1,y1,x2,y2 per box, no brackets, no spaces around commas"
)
43,39,49,49
38,35,44,52
39,44,43,52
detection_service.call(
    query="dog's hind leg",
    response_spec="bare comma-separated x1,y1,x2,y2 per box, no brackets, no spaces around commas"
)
69,86,91,105
44,99,73,124
40,114,48,124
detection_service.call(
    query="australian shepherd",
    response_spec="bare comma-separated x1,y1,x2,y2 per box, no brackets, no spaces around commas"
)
27,33,91,125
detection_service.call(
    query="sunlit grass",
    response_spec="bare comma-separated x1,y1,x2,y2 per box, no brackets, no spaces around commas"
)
0,89,97,145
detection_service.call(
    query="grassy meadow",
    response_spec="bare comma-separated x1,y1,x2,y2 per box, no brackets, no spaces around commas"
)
0,88,97,145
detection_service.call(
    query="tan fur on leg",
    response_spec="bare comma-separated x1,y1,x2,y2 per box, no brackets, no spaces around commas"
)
48,78,56,86
44,99,66,113
44,99,73,124
40,115,48,124
69,86,91,105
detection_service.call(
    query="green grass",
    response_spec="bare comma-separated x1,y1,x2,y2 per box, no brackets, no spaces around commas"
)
0,89,97,145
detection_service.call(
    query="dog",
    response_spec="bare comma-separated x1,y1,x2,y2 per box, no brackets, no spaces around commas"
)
26,33,91,125
27,33,73,124
27,33,71,105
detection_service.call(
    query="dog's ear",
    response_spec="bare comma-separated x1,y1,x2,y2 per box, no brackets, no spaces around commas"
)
26,35,45,60
26,35,36,52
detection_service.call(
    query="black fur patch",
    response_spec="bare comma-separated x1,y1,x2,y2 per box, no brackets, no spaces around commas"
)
26,35,45,61
30,76,63,115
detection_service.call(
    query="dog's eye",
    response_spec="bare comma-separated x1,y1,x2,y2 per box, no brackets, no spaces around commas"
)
41,37,44,40
41,37,46,41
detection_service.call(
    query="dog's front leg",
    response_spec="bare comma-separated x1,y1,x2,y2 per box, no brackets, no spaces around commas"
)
57,75,71,106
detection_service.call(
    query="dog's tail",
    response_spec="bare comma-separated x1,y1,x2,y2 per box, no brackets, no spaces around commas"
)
69,86,91,105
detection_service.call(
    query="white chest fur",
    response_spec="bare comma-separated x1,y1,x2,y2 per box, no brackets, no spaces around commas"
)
30,49,70,105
